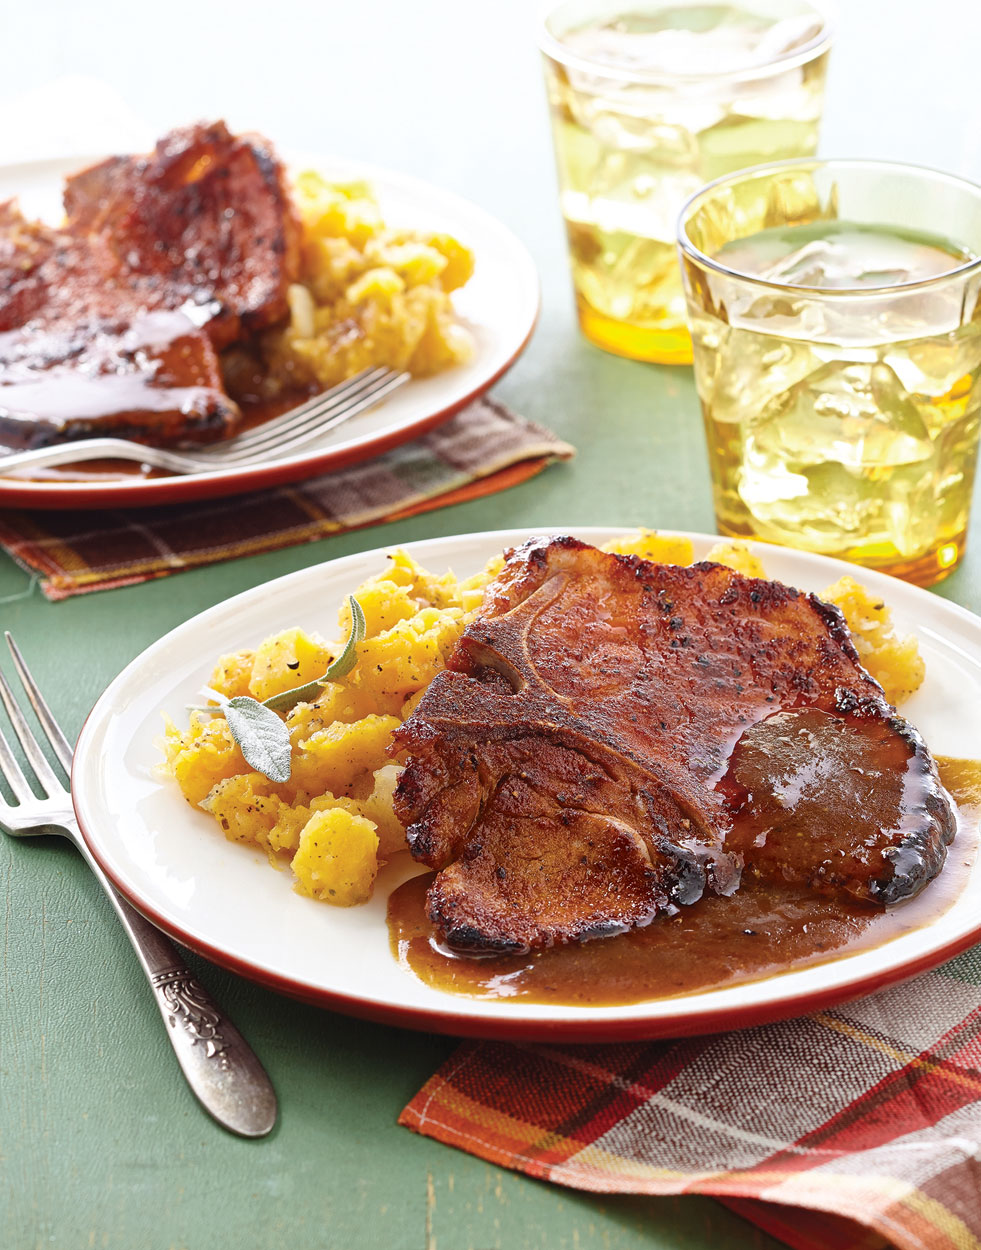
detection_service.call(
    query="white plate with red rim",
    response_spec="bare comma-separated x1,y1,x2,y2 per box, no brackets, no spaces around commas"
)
71,528,981,1042
0,152,539,510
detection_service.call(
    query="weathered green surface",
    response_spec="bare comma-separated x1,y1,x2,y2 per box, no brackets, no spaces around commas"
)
3,2,981,1246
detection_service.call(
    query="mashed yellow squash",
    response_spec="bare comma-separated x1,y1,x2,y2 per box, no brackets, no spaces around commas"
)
820,574,926,706
161,532,925,909
161,550,497,906
262,172,475,390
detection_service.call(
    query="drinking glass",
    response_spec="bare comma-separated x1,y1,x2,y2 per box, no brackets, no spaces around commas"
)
678,159,981,585
540,0,832,364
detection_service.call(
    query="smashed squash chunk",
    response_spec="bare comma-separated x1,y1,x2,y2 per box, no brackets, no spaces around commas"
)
291,809,379,905
339,579,418,637
203,773,285,850
353,608,466,703
249,628,335,703
602,529,695,566
162,714,247,807
821,574,926,706
705,540,768,579
289,714,401,798
209,649,255,700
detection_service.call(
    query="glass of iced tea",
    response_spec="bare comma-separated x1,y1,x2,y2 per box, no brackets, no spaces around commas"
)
540,0,831,365
678,159,981,585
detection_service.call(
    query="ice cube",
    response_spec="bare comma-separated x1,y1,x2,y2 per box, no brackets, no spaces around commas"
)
759,238,843,286
653,92,730,137
739,360,939,556
702,325,814,425
868,363,938,464
728,68,821,124
882,472,941,557
740,454,939,557
755,238,915,291
755,361,936,471
567,155,702,241
553,117,605,192
726,287,831,343
610,236,681,320
887,329,981,403
589,108,699,166
572,225,678,323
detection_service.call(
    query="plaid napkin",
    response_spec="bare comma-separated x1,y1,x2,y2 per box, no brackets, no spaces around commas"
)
0,397,573,601
402,946,981,1250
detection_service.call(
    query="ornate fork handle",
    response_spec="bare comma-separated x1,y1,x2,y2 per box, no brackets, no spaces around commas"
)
151,969,232,1063
69,818,277,1137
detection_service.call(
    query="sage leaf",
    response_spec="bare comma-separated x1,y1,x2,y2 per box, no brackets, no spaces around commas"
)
225,696,292,783
327,595,367,678
263,596,367,714
206,597,366,780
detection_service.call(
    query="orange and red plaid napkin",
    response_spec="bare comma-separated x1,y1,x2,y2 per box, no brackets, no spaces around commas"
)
402,948,981,1250
0,397,574,600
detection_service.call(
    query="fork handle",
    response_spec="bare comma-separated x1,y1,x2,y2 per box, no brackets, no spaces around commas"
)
0,439,167,474
67,821,278,1137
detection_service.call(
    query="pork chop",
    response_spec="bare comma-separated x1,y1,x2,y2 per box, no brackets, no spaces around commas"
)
393,536,956,955
60,121,302,350
0,312,238,449
0,122,301,449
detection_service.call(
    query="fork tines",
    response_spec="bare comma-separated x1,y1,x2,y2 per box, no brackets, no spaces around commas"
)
204,366,409,465
0,632,71,807
4,633,72,771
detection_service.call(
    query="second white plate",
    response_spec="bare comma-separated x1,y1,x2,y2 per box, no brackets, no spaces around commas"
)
0,153,539,509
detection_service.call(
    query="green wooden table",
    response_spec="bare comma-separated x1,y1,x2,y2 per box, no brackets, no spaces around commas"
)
3,3,981,1245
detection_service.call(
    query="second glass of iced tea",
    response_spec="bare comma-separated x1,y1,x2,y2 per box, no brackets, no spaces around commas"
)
678,159,981,585
540,0,831,364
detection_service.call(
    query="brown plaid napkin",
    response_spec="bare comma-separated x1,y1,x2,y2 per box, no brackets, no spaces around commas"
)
0,397,573,601
401,949,981,1250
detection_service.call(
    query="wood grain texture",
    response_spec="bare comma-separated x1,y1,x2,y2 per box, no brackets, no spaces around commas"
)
2,0,980,1245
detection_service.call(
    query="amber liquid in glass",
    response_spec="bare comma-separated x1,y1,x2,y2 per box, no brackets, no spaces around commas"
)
689,220,981,583
544,3,828,363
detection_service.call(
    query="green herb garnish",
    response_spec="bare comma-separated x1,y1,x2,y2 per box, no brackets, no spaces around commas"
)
263,597,366,713
216,596,366,782
224,697,293,783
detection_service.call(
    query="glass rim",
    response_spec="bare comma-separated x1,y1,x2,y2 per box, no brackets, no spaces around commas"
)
676,157,981,297
538,0,833,86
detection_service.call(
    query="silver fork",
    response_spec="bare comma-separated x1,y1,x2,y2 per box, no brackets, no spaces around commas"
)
0,365,409,477
0,632,277,1137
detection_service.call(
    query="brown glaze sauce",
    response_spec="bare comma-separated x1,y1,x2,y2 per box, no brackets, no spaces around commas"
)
2,344,312,483
387,757,981,1006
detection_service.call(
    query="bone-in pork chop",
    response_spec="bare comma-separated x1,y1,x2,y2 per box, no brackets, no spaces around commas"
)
58,121,301,350
393,536,955,955
0,122,301,449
